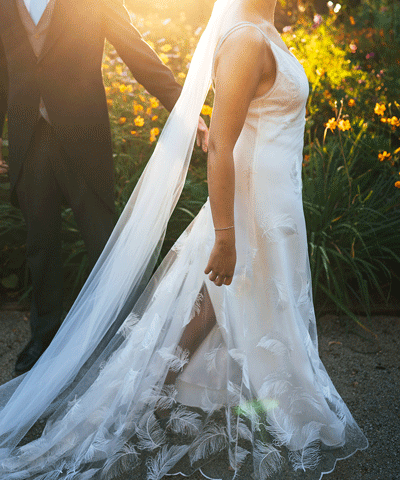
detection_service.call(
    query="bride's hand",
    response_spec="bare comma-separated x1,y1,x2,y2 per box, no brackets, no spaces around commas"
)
196,116,209,152
204,230,236,287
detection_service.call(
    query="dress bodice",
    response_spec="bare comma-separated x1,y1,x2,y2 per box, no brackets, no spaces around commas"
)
213,22,310,142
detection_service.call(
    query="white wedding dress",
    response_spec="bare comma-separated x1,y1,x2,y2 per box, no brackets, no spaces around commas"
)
0,14,367,480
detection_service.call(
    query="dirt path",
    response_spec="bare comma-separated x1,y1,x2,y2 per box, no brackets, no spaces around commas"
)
1,311,399,479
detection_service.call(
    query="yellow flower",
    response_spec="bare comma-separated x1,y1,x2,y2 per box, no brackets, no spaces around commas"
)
161,44,172,53
389,116,400,127
152,115,159,121
111,82,120,88
159,53,169,64
150,135,157,143
201,105,213,117
147,41,155,49
139,95,146,102
378,151,392,162
395,181,400,189
107,99,113,106
118,117,127,125
115,65,123,76
185,54,192,61
348,99,356,107
325,117,337,132
126,85,133,93
102,63,110,70
104,86,111,95
178,72,186,79
316,68,325,77
119,85,128,93
374,103,386,116
150,97,160,109
150,127,160,137
380,117,388,123
130,130,137,135
338,119,351,131
134,116,145,127
133,104,144,115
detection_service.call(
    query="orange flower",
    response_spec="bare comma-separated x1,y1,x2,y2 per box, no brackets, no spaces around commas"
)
338,119,351,131
325,117,337,132
118,117,127,125
107,99,113,106
374,103,386,116
133,104,144,115
159,53,169,64
378,151,392,162
348,99,356,107
389,116,400,127
152,115,159,121
201,105,213,117
150,97,160,109
134,116,144,127
395,181,400,189
160,44,172,53
150,127,160,137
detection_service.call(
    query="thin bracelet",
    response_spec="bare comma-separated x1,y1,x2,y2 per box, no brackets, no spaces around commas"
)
214,225,235,231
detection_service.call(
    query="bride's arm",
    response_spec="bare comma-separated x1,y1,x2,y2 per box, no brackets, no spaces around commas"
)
204,28,274,287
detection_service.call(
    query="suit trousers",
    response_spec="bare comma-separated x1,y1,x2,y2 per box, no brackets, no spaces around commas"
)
15,118,115,345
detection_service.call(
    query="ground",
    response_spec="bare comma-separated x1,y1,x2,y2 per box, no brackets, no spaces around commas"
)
0,310,399,480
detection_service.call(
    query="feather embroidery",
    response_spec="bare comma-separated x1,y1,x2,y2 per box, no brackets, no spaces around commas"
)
167,406,202,436
103,443,139,479
189,423,228,464
289,441,321,471
157,346,189,373
253,441,283,480
136,412,166,451
147,445,189,480
257,337,292,357
261,214,298,243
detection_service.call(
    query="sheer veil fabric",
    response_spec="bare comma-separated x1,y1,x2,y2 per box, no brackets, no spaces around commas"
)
0,0,367,478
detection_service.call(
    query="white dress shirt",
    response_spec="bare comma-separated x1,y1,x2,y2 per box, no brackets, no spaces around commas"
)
24,0,50,12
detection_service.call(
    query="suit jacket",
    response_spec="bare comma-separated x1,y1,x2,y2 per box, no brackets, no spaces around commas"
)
0,0,182,211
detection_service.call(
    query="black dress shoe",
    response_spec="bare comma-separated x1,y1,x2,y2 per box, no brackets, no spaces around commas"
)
15,339,46,376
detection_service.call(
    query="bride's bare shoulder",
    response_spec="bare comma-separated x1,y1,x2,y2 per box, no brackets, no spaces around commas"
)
214,24,274,80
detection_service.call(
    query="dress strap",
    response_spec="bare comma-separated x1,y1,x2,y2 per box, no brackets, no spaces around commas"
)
211,21,272,79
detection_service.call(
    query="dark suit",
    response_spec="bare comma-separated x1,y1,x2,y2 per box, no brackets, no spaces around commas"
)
0,0,182,346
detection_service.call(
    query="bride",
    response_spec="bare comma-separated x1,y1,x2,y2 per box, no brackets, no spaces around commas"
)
0,0,368,478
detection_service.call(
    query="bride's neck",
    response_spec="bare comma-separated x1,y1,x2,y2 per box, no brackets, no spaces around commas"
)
240,0,277,25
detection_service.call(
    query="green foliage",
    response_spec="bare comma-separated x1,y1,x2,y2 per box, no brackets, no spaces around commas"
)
303,120,400,320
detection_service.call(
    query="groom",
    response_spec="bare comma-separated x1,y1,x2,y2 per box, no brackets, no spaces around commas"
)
0,0,207,375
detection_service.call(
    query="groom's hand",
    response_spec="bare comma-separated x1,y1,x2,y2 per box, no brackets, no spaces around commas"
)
0,139,8,175
197,117,209,153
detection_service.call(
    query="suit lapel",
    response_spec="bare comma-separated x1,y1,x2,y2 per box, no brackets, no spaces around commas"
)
37,0,67,63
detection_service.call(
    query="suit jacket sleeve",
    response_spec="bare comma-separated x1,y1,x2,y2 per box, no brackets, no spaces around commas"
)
0,36,8,138
100,0,182,112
